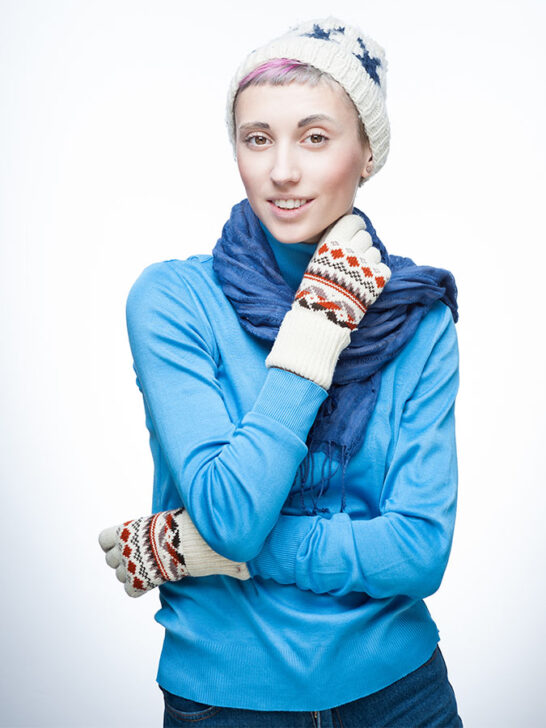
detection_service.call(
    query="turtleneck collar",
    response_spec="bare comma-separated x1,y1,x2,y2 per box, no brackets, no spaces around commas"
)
259,220,317,292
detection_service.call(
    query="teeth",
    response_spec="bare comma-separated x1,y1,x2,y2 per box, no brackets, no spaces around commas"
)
273,199,308,209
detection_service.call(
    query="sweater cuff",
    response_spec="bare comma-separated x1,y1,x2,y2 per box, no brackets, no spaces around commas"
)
247,516,316,584
252,367,328,441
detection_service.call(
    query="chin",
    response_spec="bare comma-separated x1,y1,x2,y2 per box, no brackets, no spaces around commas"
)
277,232,317,244
278,231,319,245
266,221,323,245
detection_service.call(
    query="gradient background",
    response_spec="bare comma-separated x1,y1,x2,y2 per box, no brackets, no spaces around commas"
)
1,1,545,726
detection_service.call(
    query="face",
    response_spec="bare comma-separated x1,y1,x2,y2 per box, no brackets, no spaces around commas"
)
234,80,373,244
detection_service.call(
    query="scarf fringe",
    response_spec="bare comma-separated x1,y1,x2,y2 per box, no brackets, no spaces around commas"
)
288,442,351,514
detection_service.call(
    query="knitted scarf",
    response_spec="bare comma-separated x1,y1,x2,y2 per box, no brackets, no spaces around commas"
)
212,199,458,515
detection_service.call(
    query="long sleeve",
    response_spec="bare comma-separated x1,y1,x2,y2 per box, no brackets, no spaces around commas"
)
126,260,328,563
247,303,459,600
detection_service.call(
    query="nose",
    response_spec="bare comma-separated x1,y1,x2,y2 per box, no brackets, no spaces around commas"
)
270,143,301,187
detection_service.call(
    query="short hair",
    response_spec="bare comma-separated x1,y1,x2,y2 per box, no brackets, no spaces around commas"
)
233,58,370,153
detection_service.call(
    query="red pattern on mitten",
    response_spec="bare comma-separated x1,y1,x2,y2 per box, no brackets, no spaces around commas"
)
293,238,390,331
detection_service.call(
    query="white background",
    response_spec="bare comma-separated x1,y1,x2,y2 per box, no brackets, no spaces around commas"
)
1,1,545,726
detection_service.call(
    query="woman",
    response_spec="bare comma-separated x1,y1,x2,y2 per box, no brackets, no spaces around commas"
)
99,17,463,727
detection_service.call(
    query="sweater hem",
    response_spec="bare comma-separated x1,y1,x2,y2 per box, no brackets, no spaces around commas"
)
155,616,440,711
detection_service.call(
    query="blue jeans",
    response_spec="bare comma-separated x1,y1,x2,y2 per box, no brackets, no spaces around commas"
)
160,645,463,726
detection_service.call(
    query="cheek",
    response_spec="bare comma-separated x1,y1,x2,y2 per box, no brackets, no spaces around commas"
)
236,152,265,196
314,148,363,191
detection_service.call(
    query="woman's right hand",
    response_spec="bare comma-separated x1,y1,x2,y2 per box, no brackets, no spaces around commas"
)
265,214,391,389
98,508,250,598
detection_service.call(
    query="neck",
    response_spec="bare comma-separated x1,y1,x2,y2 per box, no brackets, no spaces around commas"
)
259,220,317,292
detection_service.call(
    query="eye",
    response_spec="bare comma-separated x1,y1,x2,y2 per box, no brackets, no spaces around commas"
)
244,134,270,147
304,132,328,145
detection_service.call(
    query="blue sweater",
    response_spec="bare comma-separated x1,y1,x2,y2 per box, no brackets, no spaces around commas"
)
125,225,460,711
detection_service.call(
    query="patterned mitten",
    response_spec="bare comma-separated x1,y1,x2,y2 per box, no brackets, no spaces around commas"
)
266,214,391,389
98,507,250,598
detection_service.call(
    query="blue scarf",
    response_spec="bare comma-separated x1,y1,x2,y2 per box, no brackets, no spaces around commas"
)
212,199,458,515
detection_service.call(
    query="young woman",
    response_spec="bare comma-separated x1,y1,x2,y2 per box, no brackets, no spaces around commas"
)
99,17,463,727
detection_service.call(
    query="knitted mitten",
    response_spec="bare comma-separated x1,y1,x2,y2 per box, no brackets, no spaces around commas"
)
266,214,391,389
98,507,250,598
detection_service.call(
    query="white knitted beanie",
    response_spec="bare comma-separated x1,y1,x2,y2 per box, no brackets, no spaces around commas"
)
226,17,390,178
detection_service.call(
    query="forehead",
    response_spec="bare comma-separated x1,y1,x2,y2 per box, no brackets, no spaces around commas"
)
234,80,357,126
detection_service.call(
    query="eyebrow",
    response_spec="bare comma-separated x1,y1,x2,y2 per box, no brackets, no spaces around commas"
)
238,114,336,134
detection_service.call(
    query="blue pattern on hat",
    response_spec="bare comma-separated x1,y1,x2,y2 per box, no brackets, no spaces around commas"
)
301,23,345,40
353,37,381,84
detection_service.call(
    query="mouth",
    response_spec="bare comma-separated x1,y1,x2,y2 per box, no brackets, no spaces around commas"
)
267,198,314,218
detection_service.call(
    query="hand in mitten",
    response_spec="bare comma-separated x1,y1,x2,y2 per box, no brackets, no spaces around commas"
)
98,507,250,598
266,214,391,389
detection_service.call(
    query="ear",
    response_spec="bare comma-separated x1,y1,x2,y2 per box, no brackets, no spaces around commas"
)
360,148,374,181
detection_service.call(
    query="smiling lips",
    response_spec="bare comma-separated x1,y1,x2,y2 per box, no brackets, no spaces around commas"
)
268,199,314,216
271,198,310,209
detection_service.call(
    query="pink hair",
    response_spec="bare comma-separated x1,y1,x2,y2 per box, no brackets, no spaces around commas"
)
238,58,310,88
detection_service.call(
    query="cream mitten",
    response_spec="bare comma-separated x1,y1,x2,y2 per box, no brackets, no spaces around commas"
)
266,214,391,389
98,507,250,598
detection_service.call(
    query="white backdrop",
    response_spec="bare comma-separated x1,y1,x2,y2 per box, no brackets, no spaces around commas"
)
1,1,545,726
